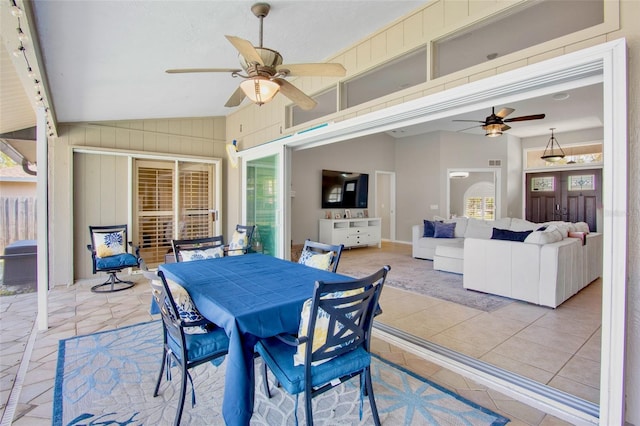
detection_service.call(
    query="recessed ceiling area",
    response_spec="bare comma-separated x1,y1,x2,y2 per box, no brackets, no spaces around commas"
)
385,83,603,139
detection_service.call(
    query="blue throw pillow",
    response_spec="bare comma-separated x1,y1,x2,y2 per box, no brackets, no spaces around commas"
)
434,221,456,238
423,220,439,237
491,228,533,242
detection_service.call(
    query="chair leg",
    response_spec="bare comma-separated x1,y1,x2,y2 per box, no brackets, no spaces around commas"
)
262,360,271,398
91,271,135,293
364,368,381,426
305,388,314,426
175,365,188,426
153,349,166,397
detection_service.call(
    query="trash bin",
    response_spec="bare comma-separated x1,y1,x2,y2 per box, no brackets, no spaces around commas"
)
2,239,37,288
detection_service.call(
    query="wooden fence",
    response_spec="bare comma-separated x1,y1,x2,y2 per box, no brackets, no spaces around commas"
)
0,197,37,254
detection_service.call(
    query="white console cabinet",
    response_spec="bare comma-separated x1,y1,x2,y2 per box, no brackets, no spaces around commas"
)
319,218,381,248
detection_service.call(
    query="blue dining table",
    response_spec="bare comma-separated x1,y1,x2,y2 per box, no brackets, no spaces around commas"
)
158,253,352,426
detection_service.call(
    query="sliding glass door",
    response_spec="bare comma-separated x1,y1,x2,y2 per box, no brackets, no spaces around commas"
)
242,145,289,259
135,159,220,267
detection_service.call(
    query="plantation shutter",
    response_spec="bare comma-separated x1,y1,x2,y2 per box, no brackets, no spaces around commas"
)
136,162,175,266
178,163,213,239
464,182,495,220
135,160,215,267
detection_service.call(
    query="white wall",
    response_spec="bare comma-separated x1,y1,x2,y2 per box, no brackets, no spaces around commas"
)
291,133,395,244
291,130,516,244
506,134,524,218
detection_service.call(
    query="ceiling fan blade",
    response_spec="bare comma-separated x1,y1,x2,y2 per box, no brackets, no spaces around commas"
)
277,63,346,77
457,124,482,133
504,114,546,122
452,119,485,123
224,86,246,108
496,107,515,118
166,68,242,74
501,124,512,131
276,79,317,110
225,35,264,65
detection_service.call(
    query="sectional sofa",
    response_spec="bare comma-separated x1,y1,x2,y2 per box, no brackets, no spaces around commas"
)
411,217,602,308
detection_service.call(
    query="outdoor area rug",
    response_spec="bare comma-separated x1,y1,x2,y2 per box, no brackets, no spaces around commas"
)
54,321,509,425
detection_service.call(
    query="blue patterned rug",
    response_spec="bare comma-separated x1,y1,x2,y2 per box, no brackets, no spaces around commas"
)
53,321,509,425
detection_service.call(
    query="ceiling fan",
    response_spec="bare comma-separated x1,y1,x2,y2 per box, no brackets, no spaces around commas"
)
453,107,546,137
165,3,346,111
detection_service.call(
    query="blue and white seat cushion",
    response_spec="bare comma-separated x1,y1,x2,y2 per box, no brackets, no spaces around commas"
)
227,230,248,256
298,250,333,271
95,253,138,269
93,231,126,258
180,246,224,261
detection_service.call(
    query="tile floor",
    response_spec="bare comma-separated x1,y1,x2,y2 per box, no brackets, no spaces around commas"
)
340,243,602,405
0,243,597,425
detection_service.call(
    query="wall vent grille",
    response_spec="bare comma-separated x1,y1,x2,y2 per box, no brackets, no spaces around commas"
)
489,159,502,167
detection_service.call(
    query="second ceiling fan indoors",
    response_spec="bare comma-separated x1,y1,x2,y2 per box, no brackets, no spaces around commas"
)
166,3,346,111
454,107,546,137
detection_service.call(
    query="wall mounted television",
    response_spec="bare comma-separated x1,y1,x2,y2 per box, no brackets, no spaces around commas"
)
321,169,369,209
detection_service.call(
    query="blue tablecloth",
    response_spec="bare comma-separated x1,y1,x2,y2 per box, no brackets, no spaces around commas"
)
159,254,351,426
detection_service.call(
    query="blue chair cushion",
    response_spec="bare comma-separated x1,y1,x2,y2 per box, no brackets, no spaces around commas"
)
95,253,139,270
256,336,371,395
168,327,229,364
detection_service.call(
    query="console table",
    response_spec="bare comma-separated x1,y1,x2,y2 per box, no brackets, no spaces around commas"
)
319,217,381,248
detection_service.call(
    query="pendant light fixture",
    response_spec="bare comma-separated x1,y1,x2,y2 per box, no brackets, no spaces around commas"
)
541,128,566,162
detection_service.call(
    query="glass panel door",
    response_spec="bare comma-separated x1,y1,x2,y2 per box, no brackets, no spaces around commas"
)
178,162,215,238
135,159,218,267
243,146,287,258
136,160,174,266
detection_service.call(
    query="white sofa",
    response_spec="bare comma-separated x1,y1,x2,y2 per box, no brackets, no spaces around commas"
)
412,217,602,307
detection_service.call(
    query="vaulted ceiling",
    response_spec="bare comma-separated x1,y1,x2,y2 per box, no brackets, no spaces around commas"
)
1,1,603,144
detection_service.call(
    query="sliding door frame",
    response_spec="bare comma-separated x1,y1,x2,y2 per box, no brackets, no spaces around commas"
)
236,40,627,424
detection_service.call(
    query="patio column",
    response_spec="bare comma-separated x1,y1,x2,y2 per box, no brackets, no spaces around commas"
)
36,105,48,330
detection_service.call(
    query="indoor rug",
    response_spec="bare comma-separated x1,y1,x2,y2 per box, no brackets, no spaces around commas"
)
54,321,509,426
339,248,513,312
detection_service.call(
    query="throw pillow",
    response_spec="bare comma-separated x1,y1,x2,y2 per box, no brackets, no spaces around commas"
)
93,231,126,258
434,221,456,238
463,218,494,239
524,227,564,245
180,246,224,262
422,220,439,237
228,230,248,256
575,222,590,233
151,278,210,334
491,228,533,242
293,288,363,366
298,250,333,271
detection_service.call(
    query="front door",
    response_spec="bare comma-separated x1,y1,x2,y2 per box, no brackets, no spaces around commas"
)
526,168,601,231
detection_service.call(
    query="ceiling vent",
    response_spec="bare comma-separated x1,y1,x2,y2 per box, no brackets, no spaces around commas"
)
488,159,502,167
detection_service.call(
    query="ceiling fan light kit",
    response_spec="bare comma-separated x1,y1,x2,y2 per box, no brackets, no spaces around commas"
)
166,2,346,110
240,76,280,105
484,123,503,137
541,128,566,162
